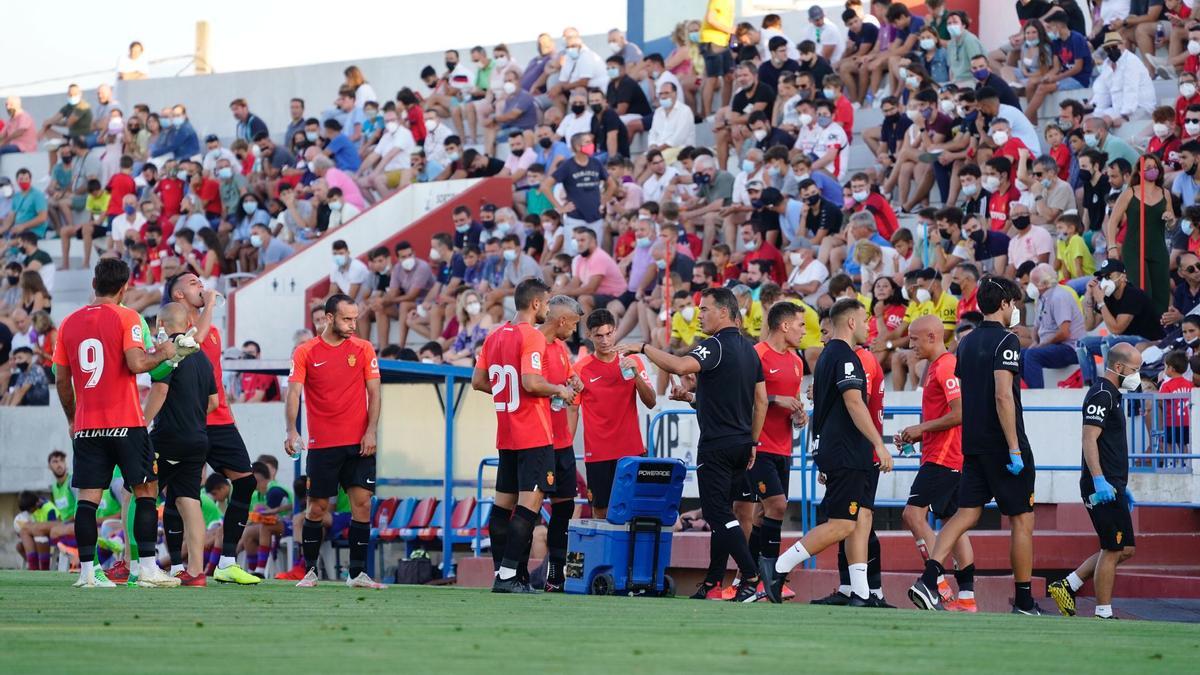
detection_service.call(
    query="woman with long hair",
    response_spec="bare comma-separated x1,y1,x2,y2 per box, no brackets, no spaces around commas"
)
443,289,494,366
19,270,52,316
1104,153,1175,314
195,227,223,288
344,65,378,110
867,276,908,371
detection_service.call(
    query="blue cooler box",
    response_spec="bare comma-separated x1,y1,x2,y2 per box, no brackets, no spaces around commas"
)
563,519,674,596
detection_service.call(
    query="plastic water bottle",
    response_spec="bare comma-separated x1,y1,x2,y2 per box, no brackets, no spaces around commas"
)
899,443,918,458
156,325,168,346
550,396,565,412
621,363,636,380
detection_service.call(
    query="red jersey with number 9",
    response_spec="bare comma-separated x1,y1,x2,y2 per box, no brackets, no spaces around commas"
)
52,303,148,431
288,335,380,449
921,351,963,470
476,322,552,451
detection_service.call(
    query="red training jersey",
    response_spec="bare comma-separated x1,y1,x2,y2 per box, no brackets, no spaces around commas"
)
986,185,1021,232
199,325,235,426
1159,376,1193,427
920,351,963,470
105,173,137,216
754,342,804,456
543,338,576,448
288,335,380,449
574,353,648,462
855,346,884,463
475,322,552,451
52,303,147,431
154,178,183,220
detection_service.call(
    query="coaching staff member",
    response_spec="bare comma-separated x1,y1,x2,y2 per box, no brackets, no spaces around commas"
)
909,276,1042,615
621,287,768,603
1049,344,1142,619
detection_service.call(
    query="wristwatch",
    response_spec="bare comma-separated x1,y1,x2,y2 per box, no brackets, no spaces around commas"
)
886,340,894,350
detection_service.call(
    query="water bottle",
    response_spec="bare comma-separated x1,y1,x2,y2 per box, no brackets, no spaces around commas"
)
899,443,918,458
621,363,636,380
156,325,168,346
550,396,565,412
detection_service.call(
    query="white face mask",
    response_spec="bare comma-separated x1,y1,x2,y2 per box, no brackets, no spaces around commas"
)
1190,40,1200,56
1187,121,1200,136
991,130,1009,146
789,252,803,266
743,239,759,252
400,257,417,271
466,301,482,316
1112,368,1141,392
982,176,1000,192
494,56,508,68
915,288,932,304
939,99,956,114
1100,278,1117,296
681,306,696,322
961,183,978,196
333,253,348,267
752,128,768,141
429,247,443,261
1154,123,1171,139
798,113,813,126
919,38,936,50
906,109,923,123
503,82,517,95
852,190,869,202
1026,282,1040,301
1183,83,1198,99
385,121,400,133
1008,306,1021,328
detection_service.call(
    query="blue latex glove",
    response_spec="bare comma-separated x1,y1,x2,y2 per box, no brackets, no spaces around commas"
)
1124,487,1136,512
1006,449,1024,475
1091,476,1117,504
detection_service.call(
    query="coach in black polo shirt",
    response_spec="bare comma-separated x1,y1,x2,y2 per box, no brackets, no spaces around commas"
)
761,298,892,604
1048,343,1141,619
909,276,1043,615
143,302,218,583
622,287,767,603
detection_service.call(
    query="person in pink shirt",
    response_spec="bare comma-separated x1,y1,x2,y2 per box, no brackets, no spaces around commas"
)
310,155,366,211
0,97,37,154
567,227,627,315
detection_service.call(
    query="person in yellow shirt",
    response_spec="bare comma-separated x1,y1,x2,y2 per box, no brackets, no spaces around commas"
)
732,283,764,338
893,268,957,388
699,0,736,118
666,290,707,351
58,178,109,272
1055,213,1094,293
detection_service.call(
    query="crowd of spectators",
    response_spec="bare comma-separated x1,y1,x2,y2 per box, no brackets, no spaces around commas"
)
4,0,1200,398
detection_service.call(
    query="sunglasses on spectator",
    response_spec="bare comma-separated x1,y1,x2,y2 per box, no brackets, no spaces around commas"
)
1033,171,1045,178
1189,117,1200,123
552,266,566,274
1184,264,1199,274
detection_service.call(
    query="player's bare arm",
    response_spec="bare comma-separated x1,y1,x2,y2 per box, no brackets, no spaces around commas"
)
284,382,303,455
618,342,701,376
521,372,573,400
361,378,381,457
900,397,961,443
750,380,768,469
192,288,220,344
623,357,657,408
471,366,491,393
207,393,219,414
125,342,175,374
55,374,75,430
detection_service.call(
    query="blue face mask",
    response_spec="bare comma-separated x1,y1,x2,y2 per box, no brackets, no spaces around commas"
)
816,115,832,128
217,167,233,180
971,68,989,81
635,236,652,249
693,172,710,185
123,204,136,216
172,117,185,128
242,201,258,215
741,159,755,173
305,131,319,142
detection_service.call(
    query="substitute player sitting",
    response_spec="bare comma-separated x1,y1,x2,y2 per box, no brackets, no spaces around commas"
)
287,294,384,589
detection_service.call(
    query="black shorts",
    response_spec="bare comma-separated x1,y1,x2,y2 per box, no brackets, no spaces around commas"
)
495,446,554,494
958,449,1036,516
551,446,578,500
615,290,638,309
593,294,618,311
1086,492,1136,550
82,221,110,238
586,459,619,509
157,455,205,501
306,445,376,499
745,453,790,501
71,427,156,490
700,42,734,77
862,466,880,511
206,424,253,475
1166,425,1190,446
821,468,870,521
907,462,961,520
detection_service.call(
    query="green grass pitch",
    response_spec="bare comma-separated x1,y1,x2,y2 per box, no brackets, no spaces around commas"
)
2,571,1198,674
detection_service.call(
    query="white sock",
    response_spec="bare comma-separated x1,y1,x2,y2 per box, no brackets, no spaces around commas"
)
81,561,94,578
139,557,158,575
1095,603,1113,618
849,563,869,599
776,541,811,573
1067,572,1084,592
218,555,236,570
959,590,975,600
871,588,883,599
498,566,516,581
170,564,184,576
837,584,851,596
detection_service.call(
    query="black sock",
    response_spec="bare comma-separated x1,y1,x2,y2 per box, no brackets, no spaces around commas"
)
162,501,184,566
488,505,512,572
547,501,573,584
500,506,536,574
222,475,255,557
704,531,728,585
867,530,882,591
517,524,533,585
302,518,324,570
716,521,758,581
921,558,945,590
760,517,783,560
837,540,850,588
75,500,98,564
1015,581,1033,610
955,564,976,593
748,525,762,564
134,497,157,559
348,520,370,579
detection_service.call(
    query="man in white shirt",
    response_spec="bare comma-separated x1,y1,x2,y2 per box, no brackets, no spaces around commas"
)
422,111,453,167
1091,32,1156,127
801,7,845,64
360,109,415,202
639,149,680,204
556,90,594,141
644,55,683,99
645,83,696,162
551,33,609,110
759,15,801,61
1005,203,1056,276
117,41,149,80
329,239,372,304
786,242,830,306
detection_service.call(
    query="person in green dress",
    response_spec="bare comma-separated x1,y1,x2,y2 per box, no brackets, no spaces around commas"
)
1103,153,1176,317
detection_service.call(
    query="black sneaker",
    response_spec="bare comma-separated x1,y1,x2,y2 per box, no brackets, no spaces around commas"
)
491,576,535,594
731,577,761,603
1011,603,1045,616
865,595,896,609
543,580,564,593
908,580,945,611
758,558,785,604
689,581,719,600
810,591,852,606
847,594,871,607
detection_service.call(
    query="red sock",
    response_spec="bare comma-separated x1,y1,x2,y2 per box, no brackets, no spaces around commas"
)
25,552,38,570
39,553,51,570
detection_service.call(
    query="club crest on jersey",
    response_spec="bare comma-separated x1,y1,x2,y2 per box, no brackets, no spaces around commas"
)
1029,493,1035,507
209,332,218,345
758,481,767,494
848,501,858,515
1115,531,1123,544
546,471,555,486
348,354,357,367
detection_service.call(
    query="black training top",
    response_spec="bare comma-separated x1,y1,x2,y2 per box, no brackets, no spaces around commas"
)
686,326,764,451
811,338,872,472
150,348,217,456
1080,378,1128,493
955,320,1030,455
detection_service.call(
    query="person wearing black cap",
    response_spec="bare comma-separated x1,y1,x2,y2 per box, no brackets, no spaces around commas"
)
1079,259,1164,383
620,286,768,603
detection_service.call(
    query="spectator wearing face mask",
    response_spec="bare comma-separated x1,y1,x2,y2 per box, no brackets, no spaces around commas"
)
543,132,615,242
1080,259,1165,383
1091,32,1156,128
2,347,48,406
1021,263,1085,388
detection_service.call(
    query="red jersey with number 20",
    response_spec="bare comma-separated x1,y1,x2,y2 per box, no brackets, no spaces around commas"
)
754,342,804,456
199,325,235,426
921,352,963,470
574,353,648,462
855,347,885,463
288,335,380,449
476,322,552,451
543,338,576,448
52,303,148,431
